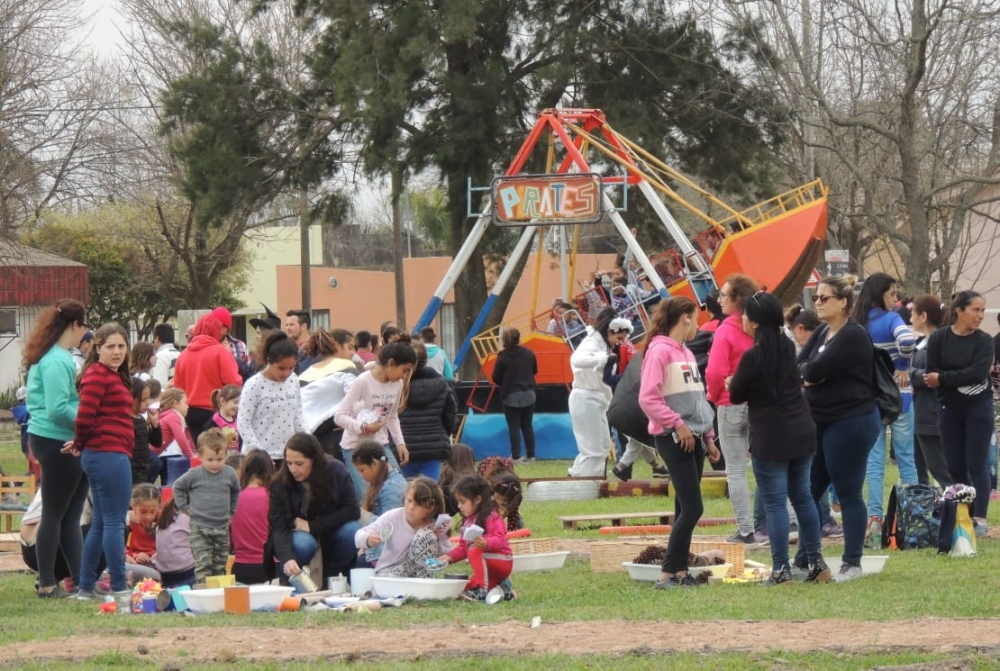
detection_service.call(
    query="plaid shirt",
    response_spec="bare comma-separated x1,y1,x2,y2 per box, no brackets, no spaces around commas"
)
224,335,250,365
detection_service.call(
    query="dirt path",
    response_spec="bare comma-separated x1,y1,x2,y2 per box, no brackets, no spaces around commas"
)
2,618,999,665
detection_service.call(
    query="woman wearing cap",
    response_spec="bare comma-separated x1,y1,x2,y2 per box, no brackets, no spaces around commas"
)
23,299,90,597
567,308,634,477
173,313,243,443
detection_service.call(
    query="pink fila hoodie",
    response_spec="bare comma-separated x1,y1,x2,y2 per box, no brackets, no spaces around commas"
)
639,335,716,441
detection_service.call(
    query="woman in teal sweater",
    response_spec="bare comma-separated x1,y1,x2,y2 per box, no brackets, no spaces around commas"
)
24,299,89,597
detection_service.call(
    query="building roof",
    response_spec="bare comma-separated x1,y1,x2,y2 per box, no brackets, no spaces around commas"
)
0,237,86,268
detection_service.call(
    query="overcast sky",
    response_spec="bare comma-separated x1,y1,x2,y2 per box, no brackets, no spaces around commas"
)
80,0,127,56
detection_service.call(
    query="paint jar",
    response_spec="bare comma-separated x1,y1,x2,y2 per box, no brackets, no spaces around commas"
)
140,595,158,614
289,567,318,594
327,574,348,594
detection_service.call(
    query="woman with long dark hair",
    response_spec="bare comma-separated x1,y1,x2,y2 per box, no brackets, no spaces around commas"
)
567,307,633,477
908,295,953,487
72,323,135,602
853,272,917,545
729,292,829,584
795,275,880,581
268,433,362,583
23,299,89,597
925,290,994,534
491,328,538,462
638,297,719,588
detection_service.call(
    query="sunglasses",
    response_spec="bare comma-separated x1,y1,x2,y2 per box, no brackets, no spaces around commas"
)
812,294,836,305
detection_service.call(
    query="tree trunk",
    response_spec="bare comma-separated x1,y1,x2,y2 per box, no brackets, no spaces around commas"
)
299,187,312,314
392,166,407,330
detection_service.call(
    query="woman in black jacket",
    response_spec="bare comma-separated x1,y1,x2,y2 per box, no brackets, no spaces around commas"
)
795,275,880,582
269,433,361,583
491,328,538,462
398,344,458,481
729,292,827,585
908,295,952,488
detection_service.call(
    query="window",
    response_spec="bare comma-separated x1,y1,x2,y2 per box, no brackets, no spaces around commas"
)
0,309,16,335
312,309,330,331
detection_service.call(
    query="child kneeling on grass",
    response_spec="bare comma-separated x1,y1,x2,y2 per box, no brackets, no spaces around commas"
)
356,476,452,576
437,474,515,602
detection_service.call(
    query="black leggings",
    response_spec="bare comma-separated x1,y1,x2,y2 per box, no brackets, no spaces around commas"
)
502,403,535,460
938,396,993,519
30,434,89,589
656,433,705,574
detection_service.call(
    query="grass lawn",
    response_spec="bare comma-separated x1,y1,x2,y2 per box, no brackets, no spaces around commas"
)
2,429,999,669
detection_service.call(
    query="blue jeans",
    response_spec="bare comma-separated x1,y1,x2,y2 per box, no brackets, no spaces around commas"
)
400,460,441,481
796,407,880,567
754,456,822,570
80,451,133,592
292,522,363,580
866,406,917,519
343,445,400,501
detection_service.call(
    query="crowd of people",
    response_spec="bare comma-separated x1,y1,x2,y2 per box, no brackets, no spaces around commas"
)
560,269,995,586
17,307,523,604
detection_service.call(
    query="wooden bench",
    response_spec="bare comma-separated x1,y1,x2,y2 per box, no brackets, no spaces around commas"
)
0,474,37,533
558,511,675,530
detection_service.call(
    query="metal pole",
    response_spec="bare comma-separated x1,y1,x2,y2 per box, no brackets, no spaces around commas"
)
603,193,669,299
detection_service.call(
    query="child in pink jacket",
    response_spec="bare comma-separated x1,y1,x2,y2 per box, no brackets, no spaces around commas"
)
438,474,514,602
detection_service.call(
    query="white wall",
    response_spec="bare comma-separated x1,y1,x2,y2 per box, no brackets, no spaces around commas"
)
0,307,43,393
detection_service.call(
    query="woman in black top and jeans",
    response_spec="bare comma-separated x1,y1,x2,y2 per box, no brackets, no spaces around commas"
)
491,328,538,462
795,275,880,582
925,290,994,533
729,292,829,584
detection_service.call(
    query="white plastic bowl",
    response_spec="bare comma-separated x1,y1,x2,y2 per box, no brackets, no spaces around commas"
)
623,562,731,581
512,551,570,573
371,577,467,600
183,585,294,614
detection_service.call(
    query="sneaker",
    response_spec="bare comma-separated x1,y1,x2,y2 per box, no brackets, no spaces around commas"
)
511,457,524,464
36,584,70,599
973,519,989,537
821,520,844,538
522,458,535,464
499,578,516,601
651,465,670,478
865,517,882,549
461,586,488,602
653,573,703,589
763,564,794,586
726,531,756,545
991,490,998,502
73,589,98,601
805,558,833,584
833,562,863,582
611,464,632,482
753,530,770,547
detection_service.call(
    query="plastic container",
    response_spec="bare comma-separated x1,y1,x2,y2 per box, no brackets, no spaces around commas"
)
370,577,466,600
350,568,375,596
511,551,570,573
183,585,294,614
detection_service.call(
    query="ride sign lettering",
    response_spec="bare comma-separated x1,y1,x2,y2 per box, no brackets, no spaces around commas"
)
492,173,603,226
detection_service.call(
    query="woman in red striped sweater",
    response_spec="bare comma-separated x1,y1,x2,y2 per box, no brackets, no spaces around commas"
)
69,323,136,601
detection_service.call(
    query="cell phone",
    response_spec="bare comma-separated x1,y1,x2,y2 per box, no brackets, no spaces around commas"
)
671,431,680,443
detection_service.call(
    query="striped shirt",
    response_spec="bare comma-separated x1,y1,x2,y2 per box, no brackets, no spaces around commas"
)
74,363,134,456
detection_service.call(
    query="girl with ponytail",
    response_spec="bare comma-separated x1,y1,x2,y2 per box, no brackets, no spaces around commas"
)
237,330,304,464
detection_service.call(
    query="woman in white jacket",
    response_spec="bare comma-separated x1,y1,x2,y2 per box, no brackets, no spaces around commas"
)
299,329,360,460
567,308,634,477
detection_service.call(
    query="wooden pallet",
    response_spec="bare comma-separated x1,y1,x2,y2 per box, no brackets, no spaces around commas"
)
558,511,675,530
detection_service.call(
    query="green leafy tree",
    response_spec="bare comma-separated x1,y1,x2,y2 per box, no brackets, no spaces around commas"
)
281,0,788,374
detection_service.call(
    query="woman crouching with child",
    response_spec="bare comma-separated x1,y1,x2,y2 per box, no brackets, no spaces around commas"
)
355,476,452,576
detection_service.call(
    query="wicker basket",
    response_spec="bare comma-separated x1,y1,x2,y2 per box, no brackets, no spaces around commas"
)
509,537,559,555
589,538,744,577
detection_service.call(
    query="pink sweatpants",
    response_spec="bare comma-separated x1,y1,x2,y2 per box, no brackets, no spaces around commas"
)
466,547,513,590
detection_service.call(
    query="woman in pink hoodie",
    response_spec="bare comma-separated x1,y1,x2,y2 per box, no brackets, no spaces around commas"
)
639,297,720,589
705,273,760,545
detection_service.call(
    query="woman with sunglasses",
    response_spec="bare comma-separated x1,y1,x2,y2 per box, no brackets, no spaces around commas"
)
794,275,880,581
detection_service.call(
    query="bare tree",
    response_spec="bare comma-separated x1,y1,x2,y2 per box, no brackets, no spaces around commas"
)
0,0,114,243
716,0,1000,293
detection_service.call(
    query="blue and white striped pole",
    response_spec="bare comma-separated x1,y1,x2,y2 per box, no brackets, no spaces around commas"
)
414,202,494,332
451,224,538,369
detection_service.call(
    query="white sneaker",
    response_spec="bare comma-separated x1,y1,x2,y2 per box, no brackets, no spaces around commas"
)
833,563,863,582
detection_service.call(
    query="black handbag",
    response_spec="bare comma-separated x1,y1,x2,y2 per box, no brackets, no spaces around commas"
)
872,346,902,425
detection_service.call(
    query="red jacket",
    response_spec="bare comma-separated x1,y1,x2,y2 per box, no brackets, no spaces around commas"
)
173,326,242,410
74,363,134,456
